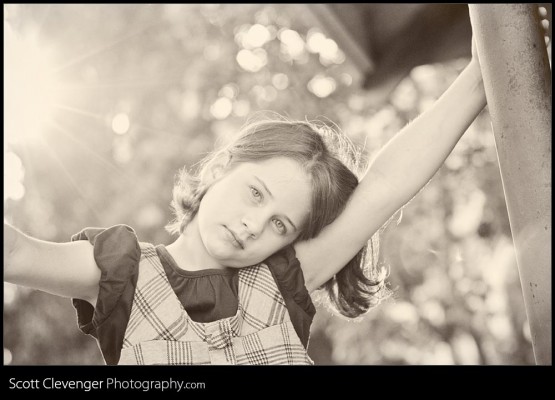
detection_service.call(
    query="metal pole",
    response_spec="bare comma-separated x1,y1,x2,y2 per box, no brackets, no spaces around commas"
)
469,4,552,365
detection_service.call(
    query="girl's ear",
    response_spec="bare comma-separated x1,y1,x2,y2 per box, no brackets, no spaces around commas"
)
202,151,232,184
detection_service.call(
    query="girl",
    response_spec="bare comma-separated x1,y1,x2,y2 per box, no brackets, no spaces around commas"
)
4,40,486,365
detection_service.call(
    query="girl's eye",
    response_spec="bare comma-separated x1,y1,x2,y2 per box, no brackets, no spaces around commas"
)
273,219,287,234
250,186,263,201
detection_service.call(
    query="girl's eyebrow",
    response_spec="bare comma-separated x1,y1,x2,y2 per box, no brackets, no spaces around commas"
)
254,175,273,198
254,175,298,232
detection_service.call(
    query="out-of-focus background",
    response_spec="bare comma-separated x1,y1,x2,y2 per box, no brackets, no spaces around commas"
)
4,4,551,365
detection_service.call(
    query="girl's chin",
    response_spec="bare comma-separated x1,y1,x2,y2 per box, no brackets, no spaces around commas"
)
205,247,246,267
210,253,261,269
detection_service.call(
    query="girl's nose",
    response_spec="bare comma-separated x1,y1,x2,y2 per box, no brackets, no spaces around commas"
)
241,212,265,239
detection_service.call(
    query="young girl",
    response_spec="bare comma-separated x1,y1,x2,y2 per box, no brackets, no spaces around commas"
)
4,41,486,365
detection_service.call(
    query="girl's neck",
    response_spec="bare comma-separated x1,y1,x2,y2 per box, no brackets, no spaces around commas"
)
165,217,226,272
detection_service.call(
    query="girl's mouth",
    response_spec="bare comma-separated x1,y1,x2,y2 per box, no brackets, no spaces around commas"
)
224,226,244,249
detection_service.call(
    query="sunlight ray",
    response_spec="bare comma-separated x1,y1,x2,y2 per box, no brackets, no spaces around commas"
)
50,120,125,176
52,103,105,121
58,77,182,90
131,122,183,140
52,20,165,75
38,137,104,223
50,120,163,203
53,103,188,165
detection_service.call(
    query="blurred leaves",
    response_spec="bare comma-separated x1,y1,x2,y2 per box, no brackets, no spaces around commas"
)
4,4,533,364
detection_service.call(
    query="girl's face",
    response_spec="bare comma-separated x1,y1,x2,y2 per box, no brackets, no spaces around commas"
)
197,157,312,268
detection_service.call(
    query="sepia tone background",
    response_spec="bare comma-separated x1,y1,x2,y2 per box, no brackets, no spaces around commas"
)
4,4,551,365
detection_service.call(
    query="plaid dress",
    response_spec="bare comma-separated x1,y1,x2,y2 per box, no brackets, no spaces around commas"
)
118,242,314,365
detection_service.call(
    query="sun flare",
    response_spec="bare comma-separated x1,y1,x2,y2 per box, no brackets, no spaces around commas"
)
4,20,62,145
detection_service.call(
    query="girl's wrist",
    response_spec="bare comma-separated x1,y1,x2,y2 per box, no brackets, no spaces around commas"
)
466,59,483,81
464,59,485,97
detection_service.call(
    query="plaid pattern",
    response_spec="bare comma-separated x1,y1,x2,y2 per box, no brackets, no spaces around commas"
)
118,243,313,365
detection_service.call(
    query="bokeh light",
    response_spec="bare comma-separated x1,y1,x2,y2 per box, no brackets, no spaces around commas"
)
219,84,239,99
4,283,19,306
271,73,289,90
279,29,305,59
4,349,13,365
242,24,271,48
307,29,344,65
307,74,337,98
236,48,268,72
111,113,130,135
210,97,233,120
4,152,25,202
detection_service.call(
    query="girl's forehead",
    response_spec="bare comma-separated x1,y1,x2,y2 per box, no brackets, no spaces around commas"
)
239,158,309,182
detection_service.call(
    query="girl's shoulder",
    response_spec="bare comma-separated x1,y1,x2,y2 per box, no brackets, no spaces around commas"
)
71,223,141,294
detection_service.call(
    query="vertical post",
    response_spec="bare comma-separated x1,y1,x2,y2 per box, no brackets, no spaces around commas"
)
469,4,552,365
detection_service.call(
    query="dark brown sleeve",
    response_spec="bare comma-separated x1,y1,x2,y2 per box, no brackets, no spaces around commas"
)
265,245,316,349
71,225,140,365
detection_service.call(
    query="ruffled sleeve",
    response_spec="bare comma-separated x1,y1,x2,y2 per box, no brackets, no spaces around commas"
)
265,245,316,348
71,224,140,365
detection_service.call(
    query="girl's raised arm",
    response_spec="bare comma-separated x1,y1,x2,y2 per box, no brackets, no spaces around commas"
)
4,222,100,306
296,56,486,292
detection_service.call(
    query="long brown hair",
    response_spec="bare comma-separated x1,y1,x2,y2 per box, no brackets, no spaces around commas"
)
167,113,391,318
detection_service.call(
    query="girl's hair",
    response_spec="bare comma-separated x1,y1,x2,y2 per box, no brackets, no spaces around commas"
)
167,113,391,318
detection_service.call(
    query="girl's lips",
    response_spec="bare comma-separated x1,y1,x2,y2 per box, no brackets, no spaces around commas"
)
224,226,244,249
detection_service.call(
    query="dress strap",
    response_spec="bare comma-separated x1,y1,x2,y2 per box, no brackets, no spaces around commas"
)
236,264,290,335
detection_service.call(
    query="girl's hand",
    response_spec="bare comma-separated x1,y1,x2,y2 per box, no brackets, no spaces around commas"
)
468,36,484,84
